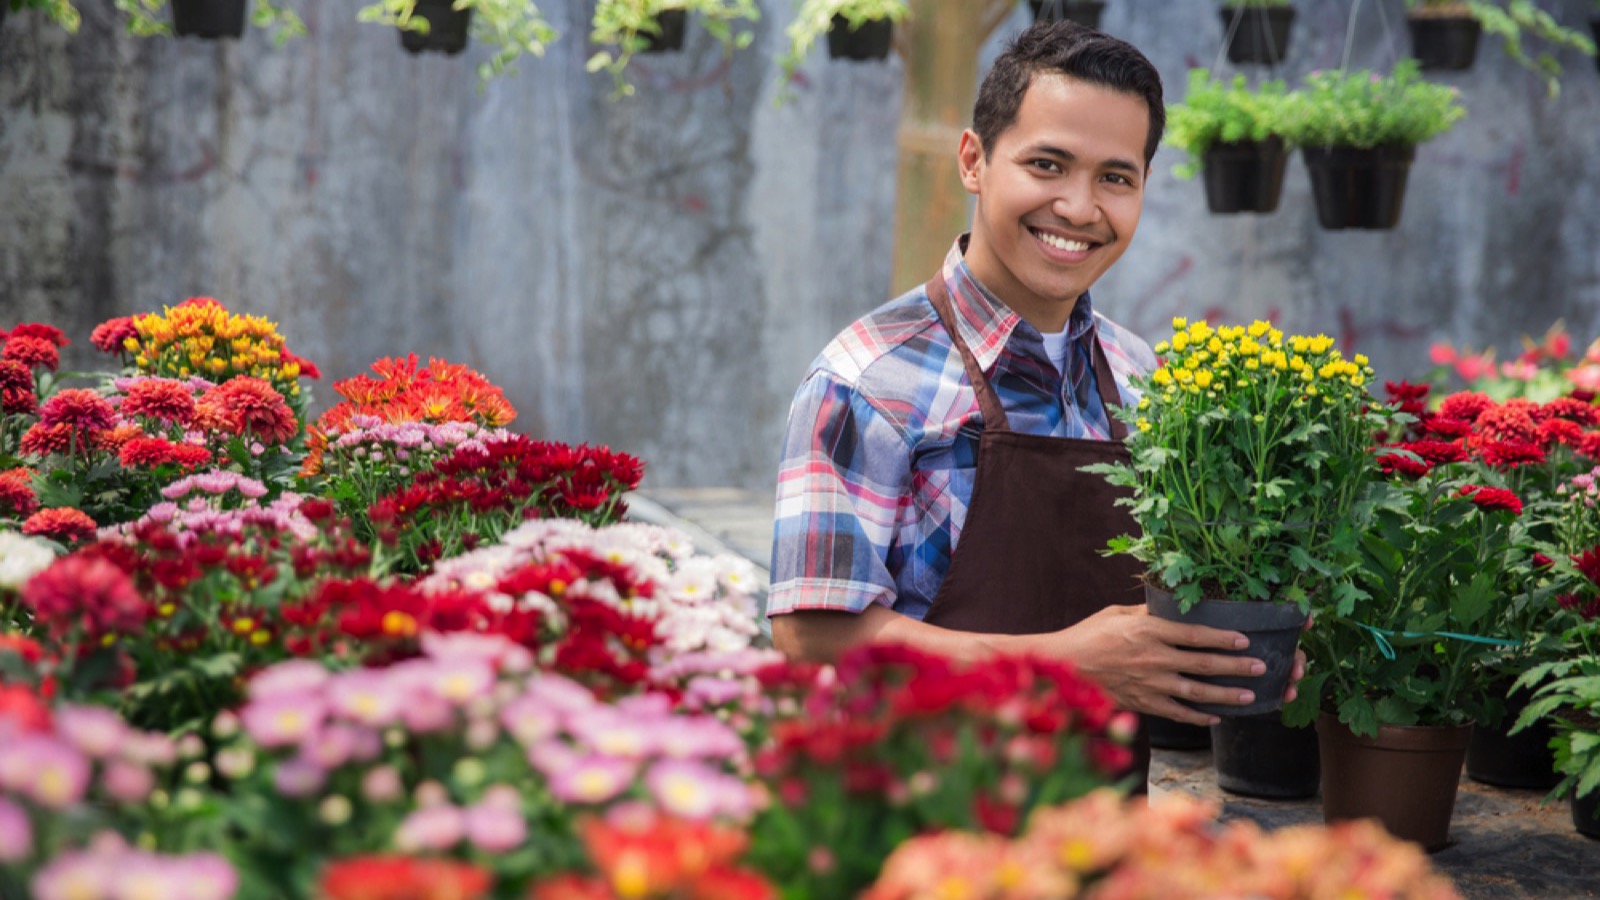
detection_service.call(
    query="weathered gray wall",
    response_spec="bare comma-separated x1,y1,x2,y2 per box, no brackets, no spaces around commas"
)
2,1,1598,493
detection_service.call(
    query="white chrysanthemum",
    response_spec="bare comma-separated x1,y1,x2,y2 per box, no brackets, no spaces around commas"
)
0,532,57,590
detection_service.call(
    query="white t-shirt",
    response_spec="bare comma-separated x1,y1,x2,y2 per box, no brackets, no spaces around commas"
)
1040,328,1072,378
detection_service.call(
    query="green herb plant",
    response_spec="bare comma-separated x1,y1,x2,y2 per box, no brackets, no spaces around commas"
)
1280,59,1466,148
777,0,907,86
1164,69,1293,179
587,0,761,96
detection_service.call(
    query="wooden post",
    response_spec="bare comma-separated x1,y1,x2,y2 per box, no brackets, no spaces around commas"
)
889,0,1017,296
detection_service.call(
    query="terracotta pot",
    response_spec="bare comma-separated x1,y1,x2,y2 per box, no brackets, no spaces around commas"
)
1148,714,1211,750
1466,679,1559,789
1408,14,1481,70
825,15,892,62
1145,586,1308,717
1316,712,1472,851
1213,711,1319,799
1028,0,1106,29
1574,788,1600,840
1219,4,1295,66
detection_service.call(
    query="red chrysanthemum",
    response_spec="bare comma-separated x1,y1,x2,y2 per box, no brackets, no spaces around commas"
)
93,424,144,453
1437,391,1494,424
0,470,38,520
21,507,100,545
119,436,212,470
1474,399,1541,445
1,335,59,372
1,387,36,417
1384,380,1431,418
19,423,95,458
36,388,116,433
20,552,146,638
194,376,298,444
1578,431,1600,462
1402,440,1468,467
279,348,321,380
1378,445,1432,479
1533,552,1555,569
0,358,31,394
1457,484,1523,516
1573,547,1600,587
119,377,197,425
0,685,53,733
1538,417,1585,449
1421,417,1473,440
319,856,493,900
1540,396,1600,426
1474,439,1546,469
1557,593,1600,622
89,316,138,354
6,323,69,347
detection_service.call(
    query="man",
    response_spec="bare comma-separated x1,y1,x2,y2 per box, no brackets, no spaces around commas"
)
768,21,1302,780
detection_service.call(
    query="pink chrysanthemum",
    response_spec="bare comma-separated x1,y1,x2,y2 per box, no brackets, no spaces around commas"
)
90,317,138,355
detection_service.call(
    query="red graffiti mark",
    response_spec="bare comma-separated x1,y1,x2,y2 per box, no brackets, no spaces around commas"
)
1503,143,1524,197
681,194,707,213
1337,306,1428,354
1135,256,1195,309
302,160,318,189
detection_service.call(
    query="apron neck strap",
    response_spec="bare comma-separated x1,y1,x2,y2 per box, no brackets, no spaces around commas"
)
926,273,1130,442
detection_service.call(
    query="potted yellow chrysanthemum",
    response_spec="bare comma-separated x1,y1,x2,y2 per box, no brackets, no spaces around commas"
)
1088,318,1388,717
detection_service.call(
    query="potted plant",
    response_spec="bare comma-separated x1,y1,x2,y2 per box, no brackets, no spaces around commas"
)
1513,608,1600,839
1287,447,1527,850
360,0,556,80
1089,319,1384,717
1164,69,1294,215
778,0,907,84
1219,0,1295,66
1406,0,1483,70
1279,60,1465,230
588,0,761,96
1027,0,1105,30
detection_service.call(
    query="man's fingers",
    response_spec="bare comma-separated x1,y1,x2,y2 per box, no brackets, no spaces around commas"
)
1169,648,1265,679
1152,618,1250,652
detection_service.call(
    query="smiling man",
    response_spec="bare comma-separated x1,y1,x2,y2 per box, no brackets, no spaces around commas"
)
768,21,1298,790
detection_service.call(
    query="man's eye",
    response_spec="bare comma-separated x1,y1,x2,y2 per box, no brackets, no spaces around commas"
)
1031,159,1061,173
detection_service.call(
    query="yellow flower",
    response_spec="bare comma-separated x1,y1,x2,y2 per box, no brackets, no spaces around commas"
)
1351,374,1365,387
1194,370,1214,389
1207,336,1223,353
1153,341,1170,354
1172,316,1189,330
1248,320,1271,338
1137,418,1151,432
1354,353,1370,366
1171,333,1190,352
1137,396,1151,410
1150,368,1173,387
1244,358,1260,370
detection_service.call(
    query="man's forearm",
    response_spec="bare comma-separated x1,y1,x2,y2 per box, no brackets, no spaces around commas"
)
770,604,1038,664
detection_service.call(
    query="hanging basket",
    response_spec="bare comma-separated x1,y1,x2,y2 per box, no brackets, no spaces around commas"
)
1303,144,1414,230
641,9,688,54
1408,14,1481,71
400,0,473,55
1219,5,1295,66
171,0,248,39
1201,138,1288,214
826,14,893,62
1145,586,1308,717
1212,711,1319,799
1592,19,1600,73
1028,0,1106,30
1316,713,1472,852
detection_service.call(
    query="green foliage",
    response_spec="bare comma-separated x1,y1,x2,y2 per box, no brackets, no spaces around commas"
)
1279,59,1466,149
1088,320,1384,614
776,0,907,87
6,0,81,32
587,0,762,97
1512,624,1600,801
357,0,559,85
1285,473,1525,736
1164,69,1292,179
1409,0,1597,97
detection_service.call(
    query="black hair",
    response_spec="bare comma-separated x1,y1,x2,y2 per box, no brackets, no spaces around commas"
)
973,21,1165,166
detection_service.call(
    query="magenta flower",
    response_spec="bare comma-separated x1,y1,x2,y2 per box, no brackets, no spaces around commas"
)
1,735,91,809
0,797,31,863
651,716,746,761
426,658,496,706
566,708,654,759
53,705,127,759
303,723,364,770
545,754,637,805
327,672,403,728
360,765,404,804
101,759,156,804
394,804,466,852
499,695,562,746
272,755,326,799
31,847,115,900
645,760,751,821
249,659,332,700
464,799,526,852
523,673,599,714
121,732,178,768
241,695,327,748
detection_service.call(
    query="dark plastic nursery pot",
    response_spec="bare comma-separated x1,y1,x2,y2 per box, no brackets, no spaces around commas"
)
826,14,893,62
641,9,688,53
1147,715,1212,750
171,0,248,39
1465,680,1559,790
1202,138,1288,214
1028,0,1106,29
400,0,473,55
1574,787,1600,840
1145,585,1308,717
1212,711,1319,799
1218,4,1294,66
1408,14,1481,71
1303,144,1415,230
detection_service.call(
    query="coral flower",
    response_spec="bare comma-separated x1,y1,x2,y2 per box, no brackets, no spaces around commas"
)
319,855,493,900
195,376,298,444
0,469,38,519
5,323,69,346
119,436,212,470
0,358,32,395
120,377,198,425
1,335,60,372
90,316,139,355
36,389,117,433
21,507,101,546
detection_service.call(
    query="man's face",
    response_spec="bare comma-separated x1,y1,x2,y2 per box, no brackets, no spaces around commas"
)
958,73,1149,333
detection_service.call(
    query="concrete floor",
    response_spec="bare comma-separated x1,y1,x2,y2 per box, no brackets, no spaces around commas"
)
633,487,1600,898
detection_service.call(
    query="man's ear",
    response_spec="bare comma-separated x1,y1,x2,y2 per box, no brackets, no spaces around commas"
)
958,129,985,196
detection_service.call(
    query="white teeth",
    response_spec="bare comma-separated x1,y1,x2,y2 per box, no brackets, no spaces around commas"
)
1035,230,1090,252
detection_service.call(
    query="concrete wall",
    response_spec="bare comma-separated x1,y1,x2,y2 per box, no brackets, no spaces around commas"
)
2,1,1598,493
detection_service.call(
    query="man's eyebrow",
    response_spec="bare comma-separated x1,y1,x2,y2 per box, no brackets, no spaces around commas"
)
1027,143,1143,176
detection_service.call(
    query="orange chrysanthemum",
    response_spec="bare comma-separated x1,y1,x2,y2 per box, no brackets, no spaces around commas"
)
21,507,98,544
195,377,298,445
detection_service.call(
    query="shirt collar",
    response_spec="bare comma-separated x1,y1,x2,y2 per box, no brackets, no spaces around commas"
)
938,235,1098,372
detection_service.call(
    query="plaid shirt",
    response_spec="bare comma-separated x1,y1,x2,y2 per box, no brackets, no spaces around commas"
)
768,238,1157,621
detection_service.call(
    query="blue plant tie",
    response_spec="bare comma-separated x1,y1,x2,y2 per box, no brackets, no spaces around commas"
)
1354,623,1521,661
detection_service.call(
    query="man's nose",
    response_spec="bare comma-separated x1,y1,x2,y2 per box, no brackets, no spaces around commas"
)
1051,174,1101,225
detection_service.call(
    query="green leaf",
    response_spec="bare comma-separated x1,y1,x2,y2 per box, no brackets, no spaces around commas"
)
1374,695,1420,727
1451,570,1497,628
1339,694,1379,739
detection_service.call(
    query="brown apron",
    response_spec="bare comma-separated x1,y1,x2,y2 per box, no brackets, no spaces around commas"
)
919,275,1151,790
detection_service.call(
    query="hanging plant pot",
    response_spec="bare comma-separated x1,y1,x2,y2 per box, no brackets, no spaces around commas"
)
1592,19,1600,73
171,0,248,39
1316,713,1472,852
1201,137,1288,214
1145,587,1308,717
1028,0,1106,29
1147,715,1211,750
1574,788,1600,840
1466,680,1559,789
641,9,688,54
1302,144,1414,230
826,15,893,62
1219,5,1295,66
1408,14,1481,71
1212,711,1320,799
399,0,472,55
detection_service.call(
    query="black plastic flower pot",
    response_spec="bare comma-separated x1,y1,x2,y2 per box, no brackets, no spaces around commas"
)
1592,20,1600,73
1028,0,1106,29
826,14,893,62
1219,5,1295,66
1408,15,1481,71
1201,138,1288,214
1466,681,1559,790
1302,144,1415,231
1145,586,1308,717
1212,711,1320,799
1147,715,1212,750
171,0,248,39
1575,788,1600,839
641,9,687,54
400,0,472,55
